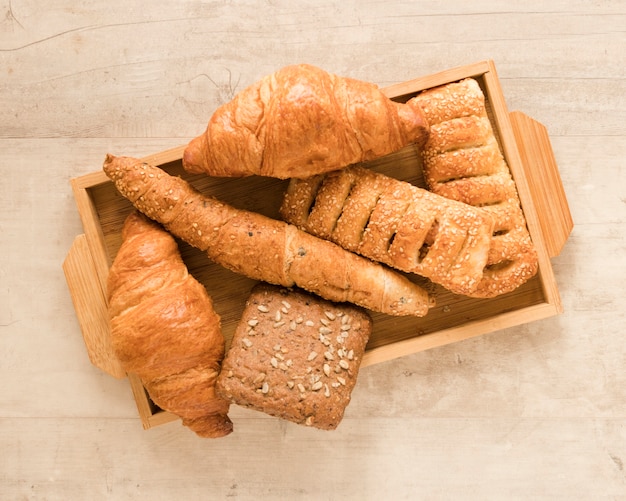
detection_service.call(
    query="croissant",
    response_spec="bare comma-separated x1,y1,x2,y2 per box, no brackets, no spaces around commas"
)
410,78,538,297
103,155,434,317
182,64,429,179
107,211,233,438
280,165,494,296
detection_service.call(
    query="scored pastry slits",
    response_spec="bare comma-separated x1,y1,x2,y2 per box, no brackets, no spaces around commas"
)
281,165,494,297
410,78,539,298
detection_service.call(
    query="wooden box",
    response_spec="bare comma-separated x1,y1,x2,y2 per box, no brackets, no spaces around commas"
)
63,60,572,430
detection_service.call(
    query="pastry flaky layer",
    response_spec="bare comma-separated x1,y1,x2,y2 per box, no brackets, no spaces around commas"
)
182,63,430,179
410,78,539,298
107,211,233,438
216,284,372,430
280,165,495,297
103,155,434,317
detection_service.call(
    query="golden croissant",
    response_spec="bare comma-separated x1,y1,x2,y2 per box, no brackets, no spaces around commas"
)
107,211,233,438
183,64,429,179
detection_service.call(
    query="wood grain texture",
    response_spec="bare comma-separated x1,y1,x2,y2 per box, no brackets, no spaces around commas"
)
62,234,125,379
1,1,625,499
510,111,573,257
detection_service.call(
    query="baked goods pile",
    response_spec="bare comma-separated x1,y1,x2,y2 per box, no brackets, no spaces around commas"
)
103,64,538,436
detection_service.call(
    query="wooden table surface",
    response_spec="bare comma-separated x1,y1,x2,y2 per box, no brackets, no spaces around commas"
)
2,1,625,499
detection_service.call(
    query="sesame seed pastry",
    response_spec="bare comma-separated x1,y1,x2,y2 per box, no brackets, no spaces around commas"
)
280,165,495,297
409,78,539,297
216,284,372,430
182,63,429,179
103,155,434,317
107,211,233,438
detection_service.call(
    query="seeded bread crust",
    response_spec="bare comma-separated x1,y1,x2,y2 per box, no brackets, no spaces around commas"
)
107,212,232,438
409,78,538,297
216,284,372,430
280,165,495,297
103,155,434,317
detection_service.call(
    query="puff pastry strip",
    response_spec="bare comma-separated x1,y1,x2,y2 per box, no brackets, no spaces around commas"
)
410,78,538,297
281,165,494,296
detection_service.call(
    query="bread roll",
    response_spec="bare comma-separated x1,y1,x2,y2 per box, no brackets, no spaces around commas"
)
103,155,434,317
216,284,372,430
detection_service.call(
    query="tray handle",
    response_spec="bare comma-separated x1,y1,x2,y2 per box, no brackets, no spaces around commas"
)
509,111,573,257
63,234,126,379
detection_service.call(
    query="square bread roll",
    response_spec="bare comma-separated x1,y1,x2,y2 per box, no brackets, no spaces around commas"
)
216,284,372,430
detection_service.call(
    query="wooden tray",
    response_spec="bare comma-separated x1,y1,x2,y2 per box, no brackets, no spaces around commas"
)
63,60,573,430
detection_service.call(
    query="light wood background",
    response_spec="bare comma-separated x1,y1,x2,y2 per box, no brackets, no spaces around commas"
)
2,1,625,499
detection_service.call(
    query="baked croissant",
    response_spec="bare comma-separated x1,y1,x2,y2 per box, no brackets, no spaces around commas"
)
182,64,429,179
410,78,538,297
103,155,434,317
107,211,233,438
280,165,494,296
